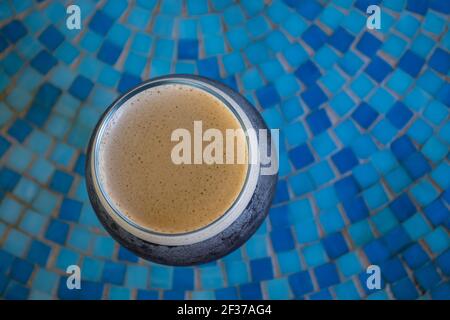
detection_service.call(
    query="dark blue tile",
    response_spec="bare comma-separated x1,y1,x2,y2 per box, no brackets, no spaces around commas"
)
97,40,122,65
273,179,290,204
431,282,450,300
428,48,450,75
332,147,358,174
102,262,126,285
380,258,408,283
436,250,450,276
269,205,290,228
386,102,413,129
301,25,327,50
137,289,159,300
38,25,64,51
73,153,86,176
30,50,57,74
49,170,74,194
1,20,27,43
215,287,238,300
45,219,70,245
271,228,295,252
293,0,322,20
5,283,29,300
7,119,32,143
197,57,220,79
351,102,378,129
328,27,355,53
10,258,34,284
365,55,393,82
301,84,328,110
343,196,369,223
27,240,51,266
0,250,15,274
390,193,416,222
301,84,327,110
295,60,321,86
0,273,8,296
356,32,382,57
178,39,199,60
314,263,339,289
436,83,450,107
118,246,139,263
89,11,114,36
35,82,62,108
173,268,194,290
391,135,416,161
250,257,274,282
328,27,354,53
429,0,450,13
399,50,425,77
79,280,104,300
163,291,185,300
391,277,419,300
402,243,429,269
414,263,441,290
0,35,8,53
384,225,412,254
59,198,83,222
239,283,263,300
0,168,21,192
403,152,431,179
288,271,314,297
309,289,332,300
57,276,81,299
424,199,449,226
26,103,51,127
354,0,381,12
0,136,11,158
364,239,390,264
306,108,331,135
335,175,360,202
406,0,429,15
322,232,349,259
69,75,94,101
288,144,315,169
118,72,141,94
256,84,281,109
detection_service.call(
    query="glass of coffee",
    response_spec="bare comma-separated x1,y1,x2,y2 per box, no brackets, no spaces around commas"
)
86,75,277,265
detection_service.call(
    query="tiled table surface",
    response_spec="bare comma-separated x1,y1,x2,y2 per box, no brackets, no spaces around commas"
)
0,0,449,300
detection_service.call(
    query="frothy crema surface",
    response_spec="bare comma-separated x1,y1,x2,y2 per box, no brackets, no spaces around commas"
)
97,83,248,234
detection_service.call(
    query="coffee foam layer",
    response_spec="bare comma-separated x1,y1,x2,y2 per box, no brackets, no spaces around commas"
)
98,83,248,234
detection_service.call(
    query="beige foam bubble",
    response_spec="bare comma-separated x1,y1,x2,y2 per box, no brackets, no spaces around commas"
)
98,83,248,234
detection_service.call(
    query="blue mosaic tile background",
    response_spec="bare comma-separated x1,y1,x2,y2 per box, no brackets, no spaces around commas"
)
0,0,449,300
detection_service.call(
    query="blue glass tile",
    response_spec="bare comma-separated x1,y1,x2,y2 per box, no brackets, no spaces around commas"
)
428,48,450,75
392,277,419,300
1,20,27,43
89,11,113,36
97,40,122,65
173,268,194,291
38,25,64,51
45,219,69,245
319,208,345,234
239,283,262,300
282,14,307,38
30,50,57,74
339,51,364,76
314,263,339,289
424,227,450,255
271,228,295,252
322,232,349,259
365,55,393,82
301,25,327,50
250,257,274,282
328,27,354,52
102,262,126,285
126,265,149,289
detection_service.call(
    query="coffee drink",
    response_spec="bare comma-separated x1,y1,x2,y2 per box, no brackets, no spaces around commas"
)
97,83,248,234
